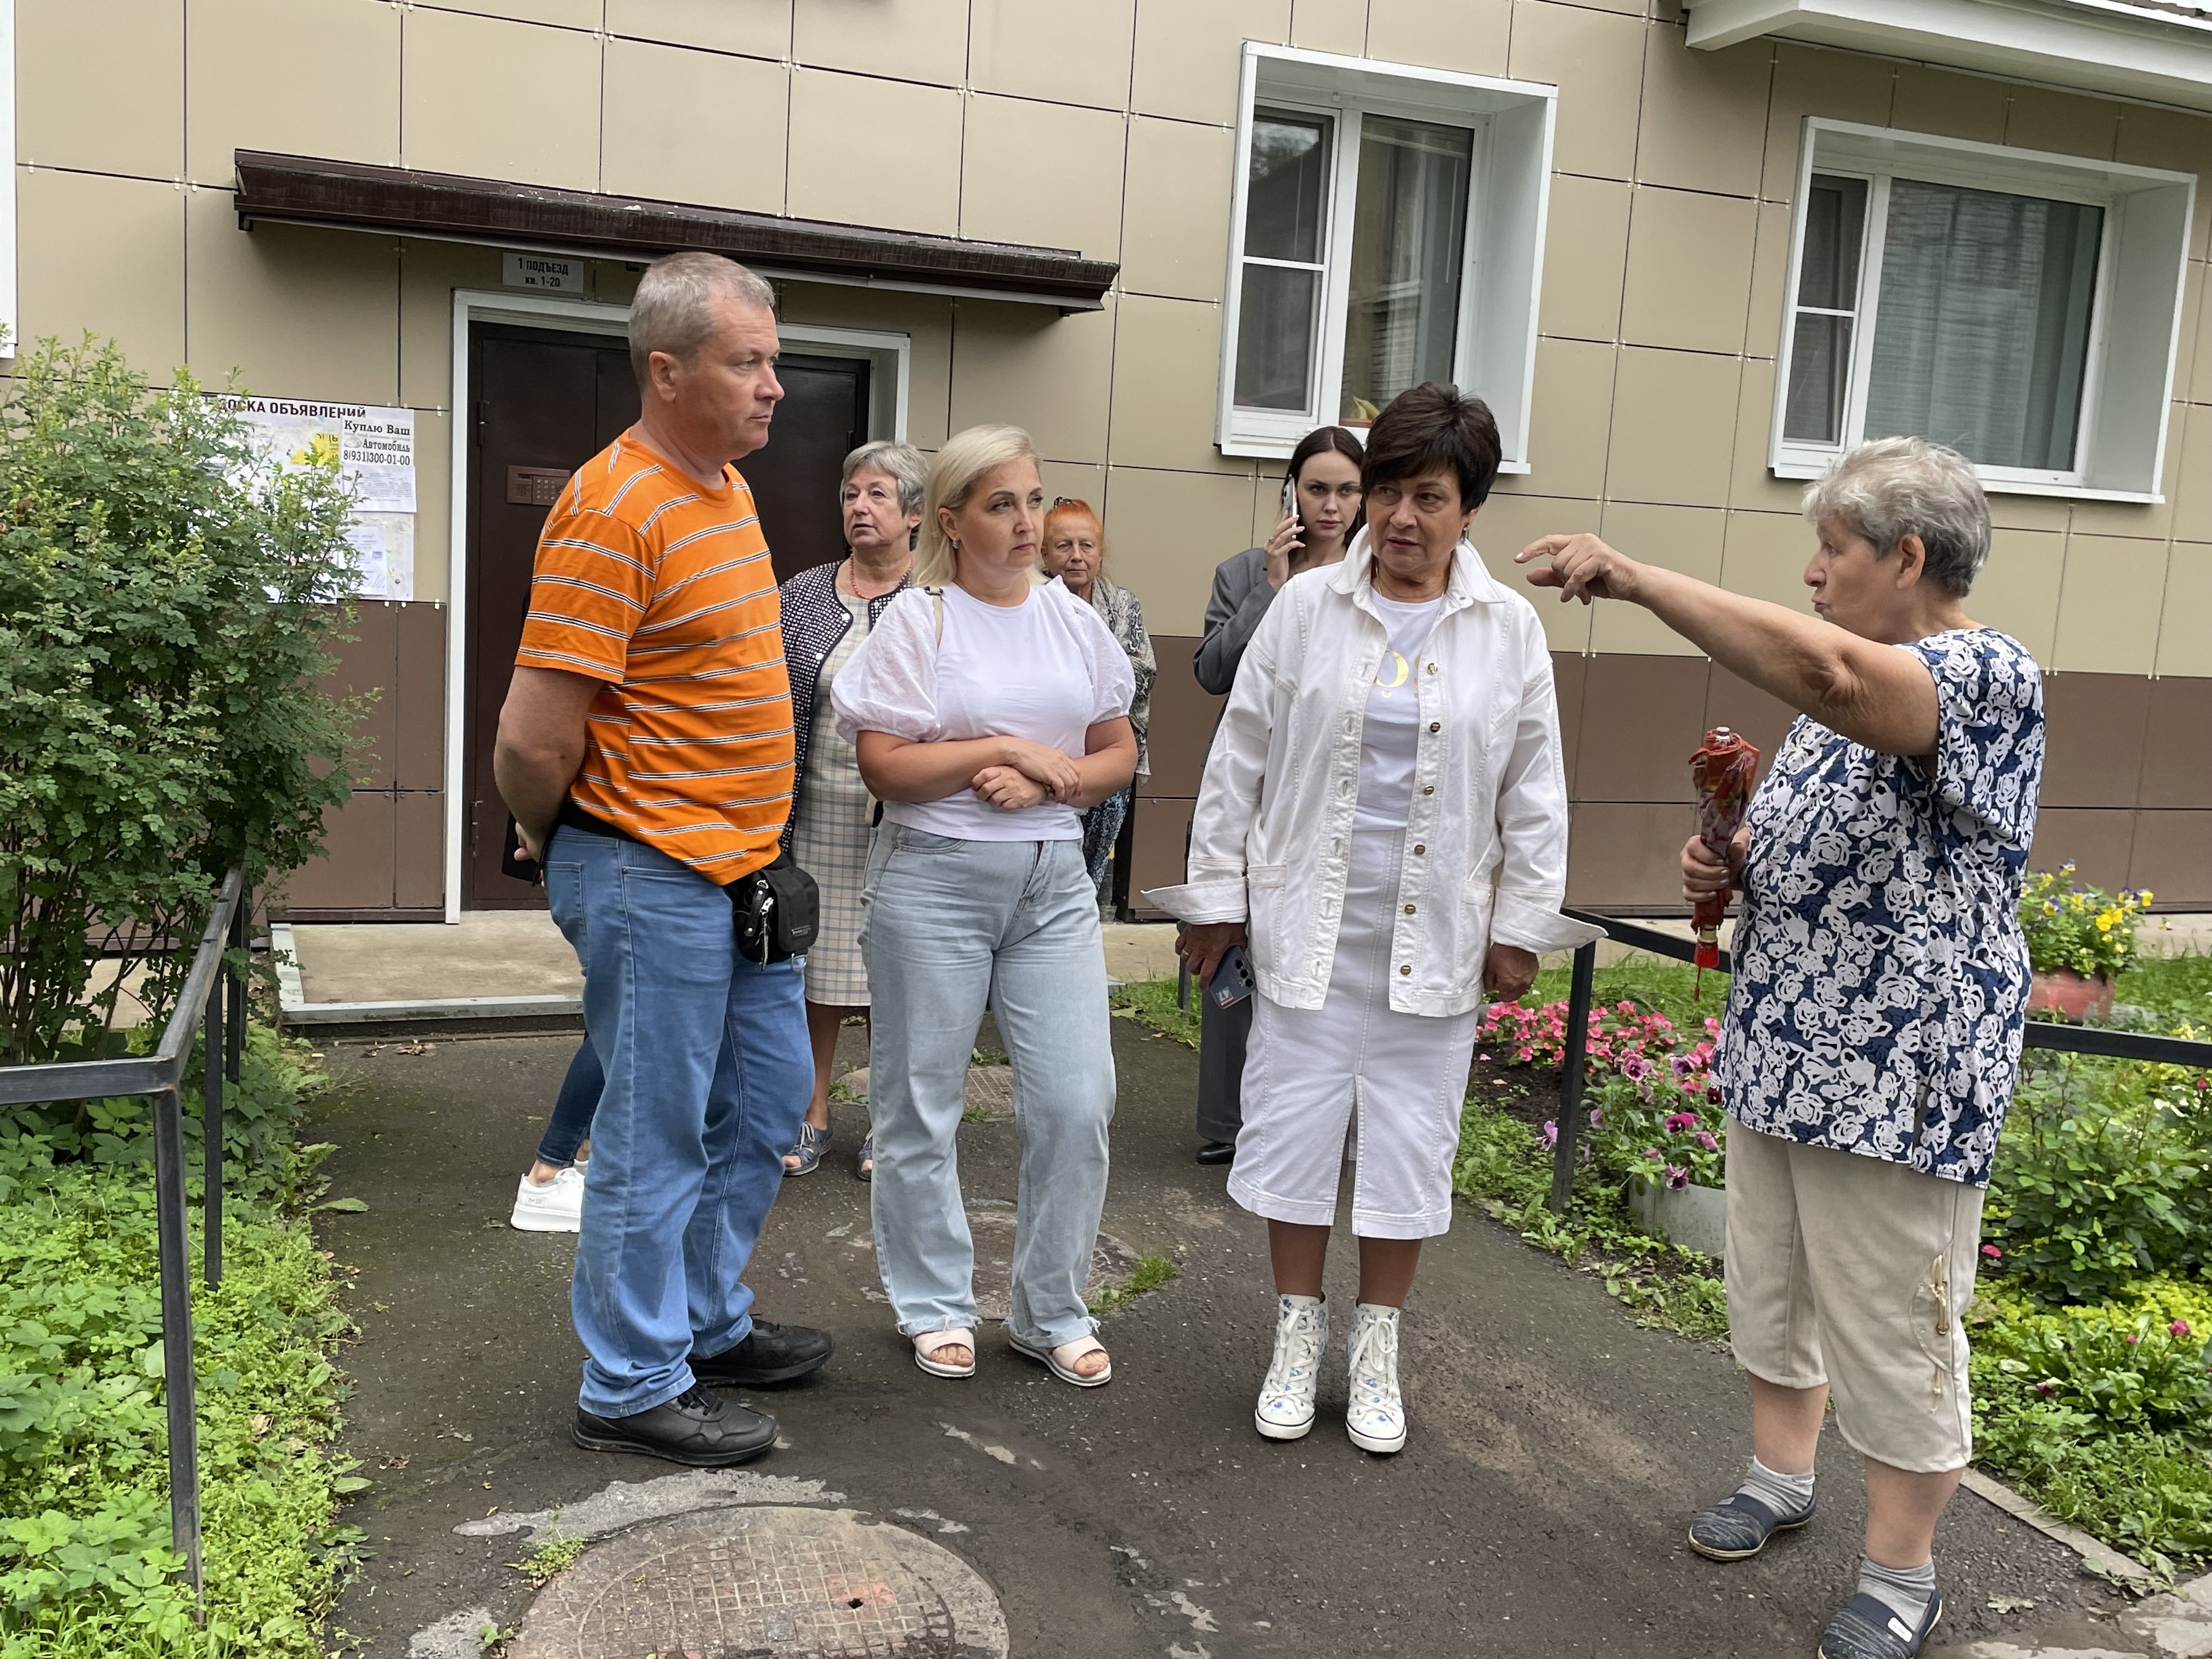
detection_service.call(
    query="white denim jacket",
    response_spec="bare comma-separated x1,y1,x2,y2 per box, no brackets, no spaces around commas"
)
1145,532,1601,1017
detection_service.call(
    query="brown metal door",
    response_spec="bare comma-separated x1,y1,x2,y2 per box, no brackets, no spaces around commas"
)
462,327,872,908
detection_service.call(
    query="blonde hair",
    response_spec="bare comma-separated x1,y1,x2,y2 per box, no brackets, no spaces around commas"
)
913,424,1041,590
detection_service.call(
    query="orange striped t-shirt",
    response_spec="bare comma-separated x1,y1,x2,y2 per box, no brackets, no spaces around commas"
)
515,431,792,885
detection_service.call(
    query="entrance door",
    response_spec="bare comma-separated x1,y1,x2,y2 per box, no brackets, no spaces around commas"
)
462,323,873,908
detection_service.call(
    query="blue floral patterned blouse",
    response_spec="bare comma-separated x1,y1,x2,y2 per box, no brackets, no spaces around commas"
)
1717,629,2045,1187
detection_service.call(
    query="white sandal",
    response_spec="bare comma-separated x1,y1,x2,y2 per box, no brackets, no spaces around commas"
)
912,1329,976,1379
1008,1331,1112,1387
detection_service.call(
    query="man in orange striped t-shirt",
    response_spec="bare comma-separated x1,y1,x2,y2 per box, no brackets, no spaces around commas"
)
496,252,831,1468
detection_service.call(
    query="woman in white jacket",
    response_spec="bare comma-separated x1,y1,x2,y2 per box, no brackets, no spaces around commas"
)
1150,383,1597,1456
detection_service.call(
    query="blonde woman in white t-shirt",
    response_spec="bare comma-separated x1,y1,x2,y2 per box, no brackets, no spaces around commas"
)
832,425,1137,1387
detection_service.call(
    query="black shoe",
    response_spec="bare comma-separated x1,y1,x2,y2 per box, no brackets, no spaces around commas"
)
572,1385,776,1467
691,1319,834,1387
1195,1140,1236,1166
1686,1490,1818,1560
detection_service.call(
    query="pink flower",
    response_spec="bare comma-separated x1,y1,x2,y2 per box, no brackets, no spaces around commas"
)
1664,1111,1698,1135
1705,1085,1722,1105
1664,1165,1690,1190
1981,1244,2002,1260
1541,1120,1559,1148
1622,1057,1652,1082
1477,1054,1491,1063
1670,1055,1696,1077
2170,1320,2193,1339
1696,1131,1719,1153
2033,1380,2057,1396
2125,1333,2140,1345
1643,1147,1664,1162
1588,1108,1602,1126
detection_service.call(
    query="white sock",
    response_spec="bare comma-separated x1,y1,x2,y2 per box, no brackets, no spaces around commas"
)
1739,1455,1816,1519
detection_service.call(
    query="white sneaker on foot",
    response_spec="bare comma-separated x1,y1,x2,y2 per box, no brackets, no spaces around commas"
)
1254,1294,1327,1441
510,1165,585,1232
1346,1303,1406,1454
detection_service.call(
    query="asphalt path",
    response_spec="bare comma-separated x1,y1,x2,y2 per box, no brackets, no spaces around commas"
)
311,1020,2120,1658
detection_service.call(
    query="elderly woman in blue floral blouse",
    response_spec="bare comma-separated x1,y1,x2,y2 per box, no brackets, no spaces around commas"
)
1521,436,2044,1659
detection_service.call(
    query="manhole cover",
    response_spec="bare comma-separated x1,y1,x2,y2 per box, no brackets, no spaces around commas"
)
510,1506,1006,1658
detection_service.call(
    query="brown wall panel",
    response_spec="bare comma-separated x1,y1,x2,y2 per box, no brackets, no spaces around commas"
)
2140,677,2212,810
393,602,448,792
2040,673,2151,809
1127,795,1196,921
1572,654,1711,804
1551,651,1586,799
1144,633,1225,797
2128,810,2212,906
1565,802,1695,913
1703,668,1798,777
2028,807,2136,891
395,791,445,910
323,601,398,789
280,789,397,912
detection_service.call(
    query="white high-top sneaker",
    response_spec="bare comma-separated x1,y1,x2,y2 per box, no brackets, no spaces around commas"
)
1346,1303,1406,1454
1254,1294,1328,1441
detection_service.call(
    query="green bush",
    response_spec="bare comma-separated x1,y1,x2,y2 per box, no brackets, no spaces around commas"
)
2018,867,2149,981
0,338,359,1065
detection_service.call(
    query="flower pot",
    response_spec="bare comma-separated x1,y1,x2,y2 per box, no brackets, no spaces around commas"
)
1627,1177,1728,1257
2028,968,2115,1023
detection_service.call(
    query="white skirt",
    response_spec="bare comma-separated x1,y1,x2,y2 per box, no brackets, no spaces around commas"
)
1227,828,1479,1240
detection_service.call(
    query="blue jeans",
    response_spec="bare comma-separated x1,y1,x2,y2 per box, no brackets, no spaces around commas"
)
544,824,810,1416
861,827,1115,1350
535,1038,602,1168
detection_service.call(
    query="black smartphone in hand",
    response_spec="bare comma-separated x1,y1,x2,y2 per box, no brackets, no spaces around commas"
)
1211,944,1255,1009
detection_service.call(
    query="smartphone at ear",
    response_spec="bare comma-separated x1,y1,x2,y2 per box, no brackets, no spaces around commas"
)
1280,476,1299,531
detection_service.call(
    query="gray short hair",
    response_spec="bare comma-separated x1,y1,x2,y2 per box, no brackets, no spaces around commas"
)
1801,436,1990,597
628,251,776,387
841,441,927,518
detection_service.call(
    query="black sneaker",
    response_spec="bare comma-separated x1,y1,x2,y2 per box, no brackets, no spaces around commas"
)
691,1320,834,1388
572,1385,777,1467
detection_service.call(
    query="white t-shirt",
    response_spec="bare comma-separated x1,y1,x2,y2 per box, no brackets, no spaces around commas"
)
1353,592,1444,831
832,577,1136,842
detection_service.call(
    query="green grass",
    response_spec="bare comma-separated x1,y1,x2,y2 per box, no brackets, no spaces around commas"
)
510,1530,585,1588
2115,949,2212,1031
1088,1253,1180,1319
1109,976,1200,1049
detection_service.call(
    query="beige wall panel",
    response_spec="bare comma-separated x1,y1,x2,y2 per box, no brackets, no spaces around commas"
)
795,0,971,87
402,9,601,190
603,40,789,213
1108,295,1251,474
413,410,453,606
948,300,1115,465
1102,464,1259,633
17,170,185,380
1538,174,1629,343
434,0,601,31
2169,404,2212,544
1760,44,1894,204
1888,65,2008,145
1506,2,1645,183
1718,507,1813,611
970,0,1137,111
398,241,507,411
780,284,956,449
2117,106,2212,261
1590,501,1724,654
1471,493,1598,654
1494,336,1615,501
1726,358,1804,516
1289,0,1369,54
1364,0,1511,77
1634,29,1769,199
1120,118,1236,302
2054,535,2168,675
1606,346,1739,508
1974,527,2063,664
1743,199,1794,360
1132,0,1290,126
186,0,400,183
2183,261,2212,408
2004,85,2119,162
2071,404,2182,541
1043,461,1111,520
20,0,181,177
788,69,963,235
1985,490,2070,532
2158,542,2212,676
963,95,1127,263
1620,186,1756,356
607,0,792,57
188,202,399,405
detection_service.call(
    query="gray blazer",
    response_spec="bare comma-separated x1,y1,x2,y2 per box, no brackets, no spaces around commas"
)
1192,545,1274,696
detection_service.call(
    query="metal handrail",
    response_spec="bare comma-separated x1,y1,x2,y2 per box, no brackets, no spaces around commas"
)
1544,907,2212,1211
0,866,247,1609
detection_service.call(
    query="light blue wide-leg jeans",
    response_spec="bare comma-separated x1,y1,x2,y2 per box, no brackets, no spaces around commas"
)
544,824,810,1417
861,827,1116,1350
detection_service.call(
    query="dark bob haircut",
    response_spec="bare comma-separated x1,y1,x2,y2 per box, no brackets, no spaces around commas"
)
1361,382,1502,512
1284,424,1365,488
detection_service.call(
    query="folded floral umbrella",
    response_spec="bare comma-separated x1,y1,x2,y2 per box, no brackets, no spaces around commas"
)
1689,726,1760,1001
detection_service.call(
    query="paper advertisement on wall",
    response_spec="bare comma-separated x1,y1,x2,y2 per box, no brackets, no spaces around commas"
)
224,398,419,599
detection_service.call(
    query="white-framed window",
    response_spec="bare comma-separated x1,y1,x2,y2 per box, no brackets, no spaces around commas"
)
1774,120,2196,501
1218,46,1555,469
